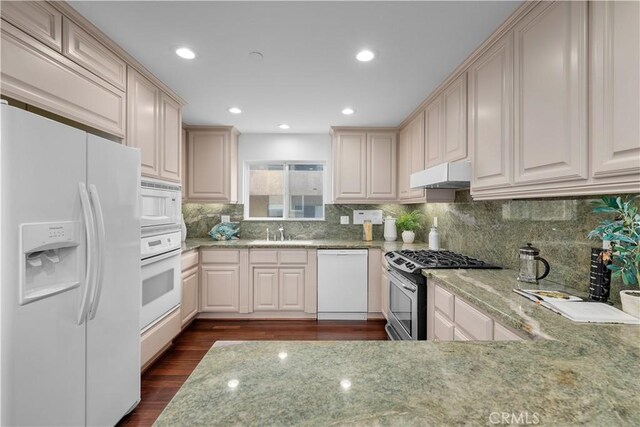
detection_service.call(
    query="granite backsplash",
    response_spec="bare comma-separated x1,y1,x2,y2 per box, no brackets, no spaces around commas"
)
410,191,640,301
183,192,639,300
182,203,409,241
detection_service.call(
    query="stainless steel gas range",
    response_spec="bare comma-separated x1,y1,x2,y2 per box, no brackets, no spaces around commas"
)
384,249,501,341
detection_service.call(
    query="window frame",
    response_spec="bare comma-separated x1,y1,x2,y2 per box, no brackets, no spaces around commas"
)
243,160,326,221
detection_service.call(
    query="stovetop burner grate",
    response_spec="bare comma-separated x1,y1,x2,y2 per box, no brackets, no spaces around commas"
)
386,249,501,275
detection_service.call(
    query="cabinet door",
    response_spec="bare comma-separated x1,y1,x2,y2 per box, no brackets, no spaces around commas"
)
513,1,588,185
399,113,426,201
442,74,468,162
590,0,640,179
454,298,493,340
494,323,523,341
253,268,279,311
188,130,229,201
0,1,62,51
180,268,198,327
381,265,389,319
62,18,126,91
201,265,240,312
398,126,411,199
469,32,514,190
279,268,305,311
453,327,470,341
160,93,181,182
424,98,442,168
127,69,159,177
181,128,187,194
433,310,454,341
367,132,397,199
333,132,367,200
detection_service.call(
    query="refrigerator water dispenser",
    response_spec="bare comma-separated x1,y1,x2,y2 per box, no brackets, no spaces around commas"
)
20,221,81,305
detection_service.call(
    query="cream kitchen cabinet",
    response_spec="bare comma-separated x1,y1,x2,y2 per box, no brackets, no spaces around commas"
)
127,68,182,182
200,249,249,313
332,129,397,203
590,0,640,180
62,17,126,91
180,250,199,327
186,127,239,203
1,21,126,137
424,74,468,169
469,1,637,200
380,252,389,319
248,249,317,317
512,0,588,185
468,32,513,191
428,283,523,342
367,249,383,317
398,113,426,202
0,1,63,52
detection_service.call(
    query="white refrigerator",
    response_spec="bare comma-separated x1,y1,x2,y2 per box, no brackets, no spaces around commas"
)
0,104,141,426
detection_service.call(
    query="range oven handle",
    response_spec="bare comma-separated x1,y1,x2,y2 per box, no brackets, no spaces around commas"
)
387,268,418,293
141,248,182,266
401,283,417,293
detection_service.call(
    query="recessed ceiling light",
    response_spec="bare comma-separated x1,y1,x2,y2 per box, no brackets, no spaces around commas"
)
342,108,355,115
228,107,242,114
356,49,375,62
175,47,196,60
278,124,290,130
248,51,264,62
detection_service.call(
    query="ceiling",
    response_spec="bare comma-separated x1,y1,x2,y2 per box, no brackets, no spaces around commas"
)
70,1,522,134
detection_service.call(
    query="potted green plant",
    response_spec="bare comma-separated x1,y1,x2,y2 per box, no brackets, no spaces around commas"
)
588,196,640,317
396,210,423,244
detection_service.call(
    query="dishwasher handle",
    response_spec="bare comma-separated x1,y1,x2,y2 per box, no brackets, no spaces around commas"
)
317,249,369,256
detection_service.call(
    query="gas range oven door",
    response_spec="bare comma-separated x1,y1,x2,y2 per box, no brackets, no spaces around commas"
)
387,269,420,340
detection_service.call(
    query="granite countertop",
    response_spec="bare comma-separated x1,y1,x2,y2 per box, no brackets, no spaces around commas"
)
155,267,640,426
182,237,428,252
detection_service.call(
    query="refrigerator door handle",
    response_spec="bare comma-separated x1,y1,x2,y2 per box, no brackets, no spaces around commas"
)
88,184,106,320
78,183,97,325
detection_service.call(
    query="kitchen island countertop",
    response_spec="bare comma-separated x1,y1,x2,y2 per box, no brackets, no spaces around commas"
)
154,266,640,426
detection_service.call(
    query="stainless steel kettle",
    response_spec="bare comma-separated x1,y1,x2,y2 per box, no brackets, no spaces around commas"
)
518,243,550,283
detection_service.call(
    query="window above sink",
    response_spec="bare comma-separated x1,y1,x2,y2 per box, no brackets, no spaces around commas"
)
244,161,325,221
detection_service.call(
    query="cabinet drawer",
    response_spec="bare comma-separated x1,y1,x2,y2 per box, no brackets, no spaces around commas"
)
140,307,180,368
279,250,308,264
201,249,240,264
433,310,455,341
434,285,455,320
62,18,126,91
494,323,523,341
0,1,62,51
454,298,493,340
250,250,278,264
181,250,199,271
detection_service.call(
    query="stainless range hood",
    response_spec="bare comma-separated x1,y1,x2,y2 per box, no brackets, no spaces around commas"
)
409,160,471,189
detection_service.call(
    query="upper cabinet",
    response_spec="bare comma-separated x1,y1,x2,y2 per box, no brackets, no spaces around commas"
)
1,1,62,52
127,68,182,182
424,74,468,169
469,0,638,199
468,32,513,191
590,0,640,180
185,126,239,203
512,0,588,185
398,113,426,202
332,129,397,203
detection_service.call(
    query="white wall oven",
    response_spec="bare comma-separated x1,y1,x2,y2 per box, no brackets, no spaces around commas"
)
140,231,181,331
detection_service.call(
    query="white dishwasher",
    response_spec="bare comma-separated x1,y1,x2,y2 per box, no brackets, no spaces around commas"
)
317,249,368,320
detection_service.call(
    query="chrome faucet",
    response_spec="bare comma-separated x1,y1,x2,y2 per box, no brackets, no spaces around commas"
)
278,224,285,241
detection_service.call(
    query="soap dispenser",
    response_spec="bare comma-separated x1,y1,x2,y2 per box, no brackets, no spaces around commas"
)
428,217,439,250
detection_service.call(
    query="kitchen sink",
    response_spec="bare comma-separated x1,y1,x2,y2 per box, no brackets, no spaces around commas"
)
249,240,314,245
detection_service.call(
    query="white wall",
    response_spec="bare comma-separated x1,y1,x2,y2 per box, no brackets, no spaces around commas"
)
237,133,332,203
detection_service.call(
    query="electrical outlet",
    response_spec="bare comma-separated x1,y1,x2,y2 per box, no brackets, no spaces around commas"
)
340,216,349,225
221,215,231,223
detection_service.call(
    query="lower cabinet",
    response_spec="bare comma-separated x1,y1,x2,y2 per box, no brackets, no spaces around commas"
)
180,249,199,327
248,249,316,316
429,282,523,341
140,306,181,370
200,249,249,313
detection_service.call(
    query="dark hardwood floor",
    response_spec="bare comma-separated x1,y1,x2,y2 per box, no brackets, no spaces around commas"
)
117,319,388,426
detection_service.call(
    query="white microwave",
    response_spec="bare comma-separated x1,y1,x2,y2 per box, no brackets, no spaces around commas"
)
140,178,181,231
